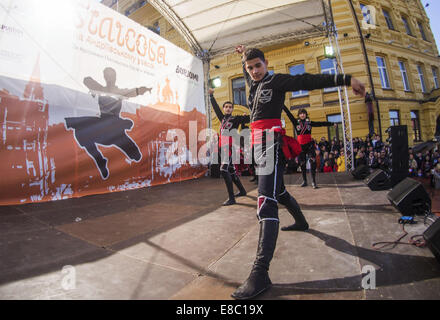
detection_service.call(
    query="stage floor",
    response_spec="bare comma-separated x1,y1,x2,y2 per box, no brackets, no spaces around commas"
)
1,172,439,300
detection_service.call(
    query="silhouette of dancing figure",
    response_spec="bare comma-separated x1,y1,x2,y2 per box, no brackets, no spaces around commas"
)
65,67,151,179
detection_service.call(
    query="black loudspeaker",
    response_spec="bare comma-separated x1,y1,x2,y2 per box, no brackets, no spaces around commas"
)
386,125,409,187
423,217,440,263
364,169,390,191
352,164,370,180
387,178,431,216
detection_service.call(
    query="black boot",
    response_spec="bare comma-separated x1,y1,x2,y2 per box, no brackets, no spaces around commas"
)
278,192,309,231
232,174,247,197
300,168,307,187
311,171,318,189
231,220,279,300
221,171,236,206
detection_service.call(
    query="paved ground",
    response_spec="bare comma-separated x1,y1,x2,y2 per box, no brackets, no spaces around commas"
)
1,172,439,300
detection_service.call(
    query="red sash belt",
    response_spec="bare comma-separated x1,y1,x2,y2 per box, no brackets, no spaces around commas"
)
250,119,301,160
297,134,312,145
219,135,232,148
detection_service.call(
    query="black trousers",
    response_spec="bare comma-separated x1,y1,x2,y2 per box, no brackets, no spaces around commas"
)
299,142,317,171
256,140,296,221
299,142,317,182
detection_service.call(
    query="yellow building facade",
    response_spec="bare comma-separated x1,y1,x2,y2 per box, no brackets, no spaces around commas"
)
104,0,440,146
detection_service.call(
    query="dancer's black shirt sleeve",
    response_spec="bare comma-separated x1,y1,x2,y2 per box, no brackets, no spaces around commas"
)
273,73,351,94
310,120,334,127
210,93,225,121
282,105,296,124
210,94,250,129
241,64,352,123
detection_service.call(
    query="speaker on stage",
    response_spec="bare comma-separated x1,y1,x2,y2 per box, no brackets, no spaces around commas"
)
387,178,431,216
352,164,370,180
386,125,409,187
423,217,440,263
364,169,390,191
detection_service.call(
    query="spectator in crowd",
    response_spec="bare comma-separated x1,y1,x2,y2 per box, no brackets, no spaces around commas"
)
330,140,339,153
377,150,390,172
367,151,377,168
336,150,346,172
323,160,333,173
320,151,329,172
355,151,367,167
374,136,384,152
371,134,378,149
431,163,440,189
328,152,336,171
315,149,322,175
408,153,418,177
319,137,330,153
422,155,432,178
431,151,439,167
284,136,440,189
415,152,423,170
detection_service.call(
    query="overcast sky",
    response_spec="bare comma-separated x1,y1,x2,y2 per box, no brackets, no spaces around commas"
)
421,1,440,51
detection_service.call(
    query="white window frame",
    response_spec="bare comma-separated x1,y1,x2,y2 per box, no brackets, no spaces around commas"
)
432,67,439,89
289,64,308,98
360,3,372,25
417,64,427,93
418,22,427,41
376,56,391,89
398,60,410,91
232,77,246,106
320,58,338,93
389,110,400,126
383,9,394,30
402,16,412,35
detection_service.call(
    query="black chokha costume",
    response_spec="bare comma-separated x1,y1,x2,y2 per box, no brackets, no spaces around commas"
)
210,94,249,205
231,49,352,300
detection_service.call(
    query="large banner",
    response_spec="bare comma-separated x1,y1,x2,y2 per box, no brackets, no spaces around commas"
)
0,0,207,205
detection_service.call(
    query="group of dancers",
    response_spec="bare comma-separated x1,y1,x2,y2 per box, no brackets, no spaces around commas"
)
211,45,366,299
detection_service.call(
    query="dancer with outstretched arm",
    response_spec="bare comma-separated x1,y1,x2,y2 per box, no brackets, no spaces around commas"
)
231,45,365,300
209,88,249,205
283,106,337,189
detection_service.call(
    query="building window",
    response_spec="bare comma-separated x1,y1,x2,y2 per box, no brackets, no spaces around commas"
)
360,3,373,25
289,64,308,97
153,21,160,34
418,21,427,41
383,9,395,30
389,110,400,126
376,56,391,89
320,58,338,93
411,111,421,142
417,64,427,93
432,67,439,89
402,16,412,35
232,77,246,106
148,21,160,35
398,60,411,91
327,114,343,142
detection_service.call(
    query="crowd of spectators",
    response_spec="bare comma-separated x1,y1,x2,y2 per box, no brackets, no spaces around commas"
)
285,133,440,187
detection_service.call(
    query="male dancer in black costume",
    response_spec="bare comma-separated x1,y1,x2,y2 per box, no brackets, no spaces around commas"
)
283,107,337,189
209,88,248,206
231,45,365,300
